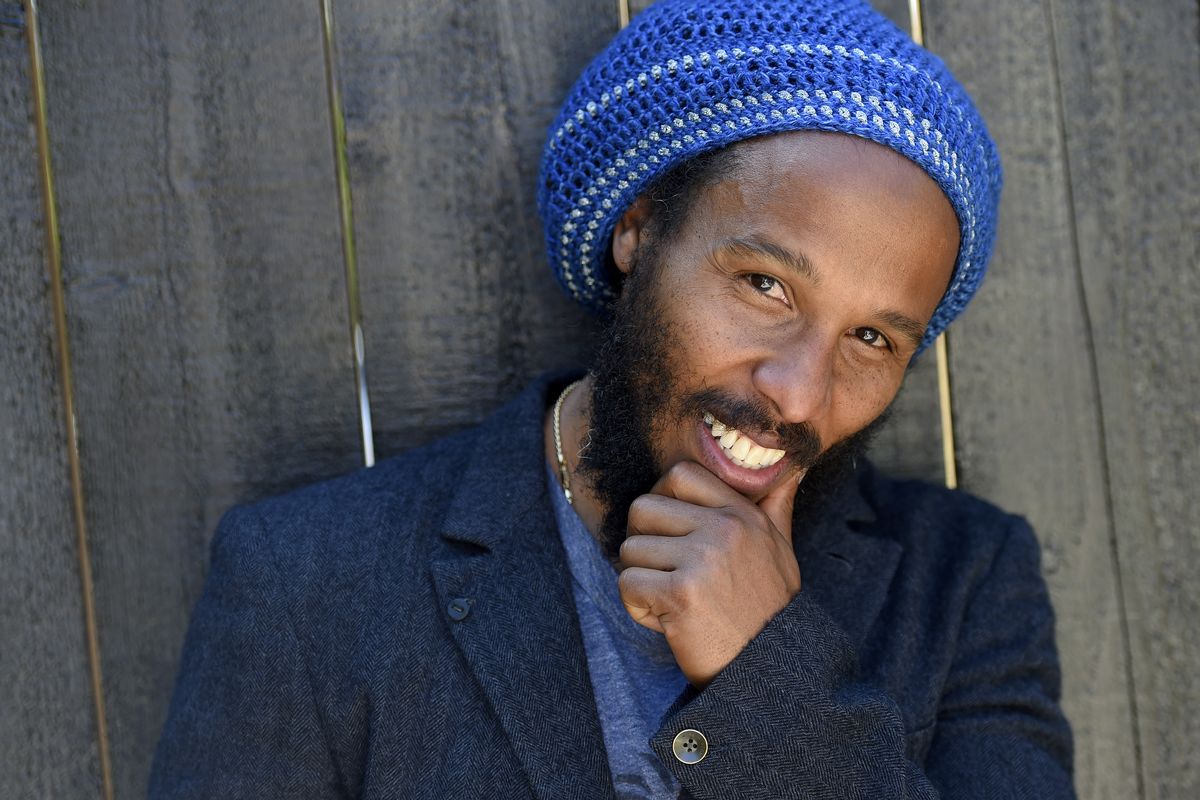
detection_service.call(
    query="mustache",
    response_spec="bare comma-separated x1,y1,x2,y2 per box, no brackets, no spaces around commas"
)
681,387,822,468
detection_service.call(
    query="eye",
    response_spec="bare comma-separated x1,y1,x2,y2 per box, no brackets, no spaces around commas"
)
851,327,891,350
746,273,789,305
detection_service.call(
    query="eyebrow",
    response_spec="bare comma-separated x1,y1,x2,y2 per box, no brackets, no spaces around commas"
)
717,235,928,350
717,236,819,284
874,309,928,350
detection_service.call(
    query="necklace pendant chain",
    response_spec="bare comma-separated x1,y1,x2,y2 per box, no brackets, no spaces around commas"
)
553,380,583,505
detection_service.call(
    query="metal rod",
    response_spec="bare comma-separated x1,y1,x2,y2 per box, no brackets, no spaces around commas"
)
907,0,925,48
934,332,958,489
907,0,959,490
22,2,116,797
319,0,376,467
618,0,630,29
907,0,955,489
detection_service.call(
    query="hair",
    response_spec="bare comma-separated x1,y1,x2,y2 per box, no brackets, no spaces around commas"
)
604,144,742,294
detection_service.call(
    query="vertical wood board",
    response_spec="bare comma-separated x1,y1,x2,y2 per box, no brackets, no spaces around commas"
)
1049,0,1200,796
344,0,942,481
36,1,362,794
0,11,101,797
925,1,1140,797
337,0,612,457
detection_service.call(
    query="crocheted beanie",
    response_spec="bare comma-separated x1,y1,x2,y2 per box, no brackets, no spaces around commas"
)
537,0,1001,351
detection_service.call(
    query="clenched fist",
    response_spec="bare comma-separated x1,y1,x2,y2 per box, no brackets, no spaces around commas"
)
617,461,803,688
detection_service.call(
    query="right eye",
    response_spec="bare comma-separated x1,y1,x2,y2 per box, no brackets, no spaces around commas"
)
746,273,789,306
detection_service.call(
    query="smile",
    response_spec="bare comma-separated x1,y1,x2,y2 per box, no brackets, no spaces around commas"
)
703,412,787,470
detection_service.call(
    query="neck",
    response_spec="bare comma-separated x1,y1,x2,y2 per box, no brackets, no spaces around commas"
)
544,375,608,538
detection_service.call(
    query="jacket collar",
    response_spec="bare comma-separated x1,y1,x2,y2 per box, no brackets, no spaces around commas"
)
431,374,903,797
432,374,616,800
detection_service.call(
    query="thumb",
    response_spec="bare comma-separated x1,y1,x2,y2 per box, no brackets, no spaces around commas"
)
758,470,803,544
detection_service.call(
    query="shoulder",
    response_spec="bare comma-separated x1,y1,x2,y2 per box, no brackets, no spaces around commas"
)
208,423,480,604
859,463,1045,589
202,368,564,605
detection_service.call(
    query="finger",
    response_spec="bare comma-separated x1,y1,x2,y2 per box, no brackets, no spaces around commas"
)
619,533,689,571
626,493,708,538
650,461,745,508
757,467,804,544
617,566,672,633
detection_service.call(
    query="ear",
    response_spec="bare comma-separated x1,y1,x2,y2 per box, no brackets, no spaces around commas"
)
610,197,653,276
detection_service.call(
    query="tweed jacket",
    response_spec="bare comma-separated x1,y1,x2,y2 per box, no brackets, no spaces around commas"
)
149,375,1076,799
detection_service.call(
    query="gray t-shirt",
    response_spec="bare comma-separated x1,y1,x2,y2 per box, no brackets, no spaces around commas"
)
548,467,689,799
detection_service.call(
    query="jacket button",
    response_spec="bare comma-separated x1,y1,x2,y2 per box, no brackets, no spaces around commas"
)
671,729,708,764
447,597,473,621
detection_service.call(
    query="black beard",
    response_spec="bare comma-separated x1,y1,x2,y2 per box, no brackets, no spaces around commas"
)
577,243,887,559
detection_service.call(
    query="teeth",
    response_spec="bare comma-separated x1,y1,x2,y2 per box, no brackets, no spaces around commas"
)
731,437,752,461
703,412,787,469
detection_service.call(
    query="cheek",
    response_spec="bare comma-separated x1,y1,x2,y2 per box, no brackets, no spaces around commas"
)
829,357,905,428
663,290,756,377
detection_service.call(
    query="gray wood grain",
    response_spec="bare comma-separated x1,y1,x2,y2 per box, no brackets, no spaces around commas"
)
35,2,362,794
1048,0,1200,796
0,12,101,798
869,0,912,31
342,0,943,482
3,1,1185,796
865,0,946,485
924,1,1140,797
336,0,611,457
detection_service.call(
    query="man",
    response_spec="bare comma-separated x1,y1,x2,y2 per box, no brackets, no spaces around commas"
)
151,0,1075,798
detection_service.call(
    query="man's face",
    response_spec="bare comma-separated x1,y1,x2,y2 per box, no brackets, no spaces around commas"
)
581,131,959,549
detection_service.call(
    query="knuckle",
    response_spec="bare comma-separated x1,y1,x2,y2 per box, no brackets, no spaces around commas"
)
692,541,723,572
666,460,700,485
667,575,696,606
714,507,747,537
618,536,638,562
667,571,699,607
628,494,652,517
617,568,632,592
617,568,641,599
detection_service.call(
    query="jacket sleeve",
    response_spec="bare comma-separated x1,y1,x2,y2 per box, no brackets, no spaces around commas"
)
650,517,1076,800
147,507,344,799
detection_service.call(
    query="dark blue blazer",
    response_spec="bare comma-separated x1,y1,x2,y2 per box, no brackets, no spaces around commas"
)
149,375,1076,799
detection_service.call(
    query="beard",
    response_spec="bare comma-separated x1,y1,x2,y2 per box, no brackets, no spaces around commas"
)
577,241,889,559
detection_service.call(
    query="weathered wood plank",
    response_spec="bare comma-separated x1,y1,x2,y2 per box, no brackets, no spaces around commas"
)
632,0,910,26
924,1,1139,797
342,0,942,481
1049,0,1200,796
336,0,612,456
0,9,101,797
35,2,360,794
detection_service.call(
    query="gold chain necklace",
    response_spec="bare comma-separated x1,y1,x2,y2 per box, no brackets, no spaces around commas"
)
552,380,583,505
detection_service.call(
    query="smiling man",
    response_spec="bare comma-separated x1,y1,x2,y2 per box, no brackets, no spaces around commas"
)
151,1,1076,798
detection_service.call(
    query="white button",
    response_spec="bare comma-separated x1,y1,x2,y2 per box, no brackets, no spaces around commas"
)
671,729,708,764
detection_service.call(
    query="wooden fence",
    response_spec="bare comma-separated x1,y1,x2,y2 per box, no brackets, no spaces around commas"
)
1,0,1196,797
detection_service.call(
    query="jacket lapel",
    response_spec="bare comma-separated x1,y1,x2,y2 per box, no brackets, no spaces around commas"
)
430,376,616,800
794,465,903,655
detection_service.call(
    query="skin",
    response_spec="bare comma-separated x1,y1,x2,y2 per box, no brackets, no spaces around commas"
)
545,130,960,688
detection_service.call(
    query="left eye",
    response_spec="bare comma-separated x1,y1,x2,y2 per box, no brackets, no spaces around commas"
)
852,327,891,349
747,273,788,304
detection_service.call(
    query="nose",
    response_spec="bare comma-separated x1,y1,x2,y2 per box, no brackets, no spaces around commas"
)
751,334,835,425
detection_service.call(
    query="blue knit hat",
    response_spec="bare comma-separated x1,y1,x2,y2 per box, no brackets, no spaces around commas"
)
537,0,1001,351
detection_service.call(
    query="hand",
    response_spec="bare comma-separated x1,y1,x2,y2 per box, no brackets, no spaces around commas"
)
617,461,803,688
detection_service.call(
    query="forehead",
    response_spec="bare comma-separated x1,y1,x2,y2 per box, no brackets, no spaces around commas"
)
722,131,958,231
693,131,961,317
